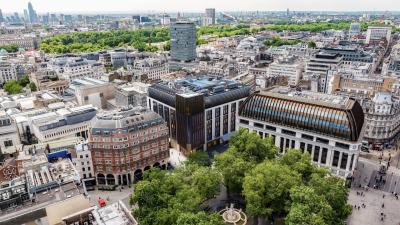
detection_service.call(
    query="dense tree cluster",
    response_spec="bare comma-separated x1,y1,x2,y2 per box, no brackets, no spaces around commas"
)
2,75,36,94
130,164,224,225
266,22,352,32
263,36,303,47
3,80,24,94
131,128,352,225
0,44,20,53
39,29,169,53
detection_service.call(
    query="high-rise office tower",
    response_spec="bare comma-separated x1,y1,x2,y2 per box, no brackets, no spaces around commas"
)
23,9,29,21
205,8,216,25
27,2,37,23
0,9,4,23
170,22,197,62
13,12,21,22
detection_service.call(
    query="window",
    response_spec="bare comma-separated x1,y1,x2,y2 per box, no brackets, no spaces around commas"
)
265,125,276,131
332,151,340,167
301,134,314,141
307,144,313,155
335,142,350,150
313,146,320,162
316,137,329,145
321,148,328,164
239,119,249,125
254,122,263,129
282,129,296,136
4,140,13,147
340,153,348,170
279,137,284,153
300,142,305,152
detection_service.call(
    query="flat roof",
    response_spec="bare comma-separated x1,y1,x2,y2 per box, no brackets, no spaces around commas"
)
266,86,350,108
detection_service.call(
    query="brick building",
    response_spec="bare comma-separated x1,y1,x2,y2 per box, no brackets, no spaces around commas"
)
89,107,169,186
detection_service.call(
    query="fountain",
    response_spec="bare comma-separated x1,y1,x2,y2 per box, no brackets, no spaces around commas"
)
219,204,247,225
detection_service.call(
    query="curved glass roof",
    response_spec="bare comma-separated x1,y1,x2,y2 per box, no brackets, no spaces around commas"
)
239,92,364,142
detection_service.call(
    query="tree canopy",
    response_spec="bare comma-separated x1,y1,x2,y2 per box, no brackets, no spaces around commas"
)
3,80,23,94
214,128,277,193
131,129,352,225
264,36,303,47
130,165,223,225
0,44,20,53
40,29,169,53
243,161,302,217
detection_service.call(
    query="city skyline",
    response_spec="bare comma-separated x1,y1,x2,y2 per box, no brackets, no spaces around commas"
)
1,0,400,13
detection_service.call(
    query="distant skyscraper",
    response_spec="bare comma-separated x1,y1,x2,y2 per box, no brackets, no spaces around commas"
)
13,12,21,22
23,9,29,21
43,13,50,24
0,9,4,23
170,22,197,62
287,8,290,17
27,2,37,23
349,23,361,36
205,8,216,25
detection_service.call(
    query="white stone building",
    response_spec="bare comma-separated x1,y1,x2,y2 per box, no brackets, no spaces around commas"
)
267,55,304,86
238,87,365,177
365,26,392,44
363,92,400,149
72,142,94,180
129,58,169,81
0,61,18,84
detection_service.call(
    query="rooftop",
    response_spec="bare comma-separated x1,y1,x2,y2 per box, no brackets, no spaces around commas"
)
267,86,350,108
92,106,164,132
92,201,138,225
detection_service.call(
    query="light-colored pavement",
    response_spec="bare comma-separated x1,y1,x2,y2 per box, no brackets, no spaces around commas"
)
169,148,187,168
347,188,400,225
87,186,134,208
348,155,400,225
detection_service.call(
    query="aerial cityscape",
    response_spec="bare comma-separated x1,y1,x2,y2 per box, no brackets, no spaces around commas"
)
1,1,400,225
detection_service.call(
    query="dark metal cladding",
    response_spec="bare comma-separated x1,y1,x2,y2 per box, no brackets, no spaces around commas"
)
239,92,364,142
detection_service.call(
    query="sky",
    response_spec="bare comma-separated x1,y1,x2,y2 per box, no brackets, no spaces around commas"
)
0,0,398,13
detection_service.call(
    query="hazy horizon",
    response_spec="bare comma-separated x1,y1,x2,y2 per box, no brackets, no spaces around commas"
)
0,0,399,14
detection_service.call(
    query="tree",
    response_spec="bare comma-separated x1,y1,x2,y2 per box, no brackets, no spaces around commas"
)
130,166,222,225
0,44,19,53
29,82,37,92
176,212,225,225
215,128,277,195
243,161,301,218
285,186,334,225
279,149,321,182
229,128,277,163
308,175,352,225
164,41,171,51
3,80,23,94
187,151,211,167
19,75,30,87
308,41,317,48
215,147,253,194
264,36,303,47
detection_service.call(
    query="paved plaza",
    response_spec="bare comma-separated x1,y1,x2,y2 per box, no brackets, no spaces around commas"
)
348,154,400,225
87,186,134,208
347,188,400,225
